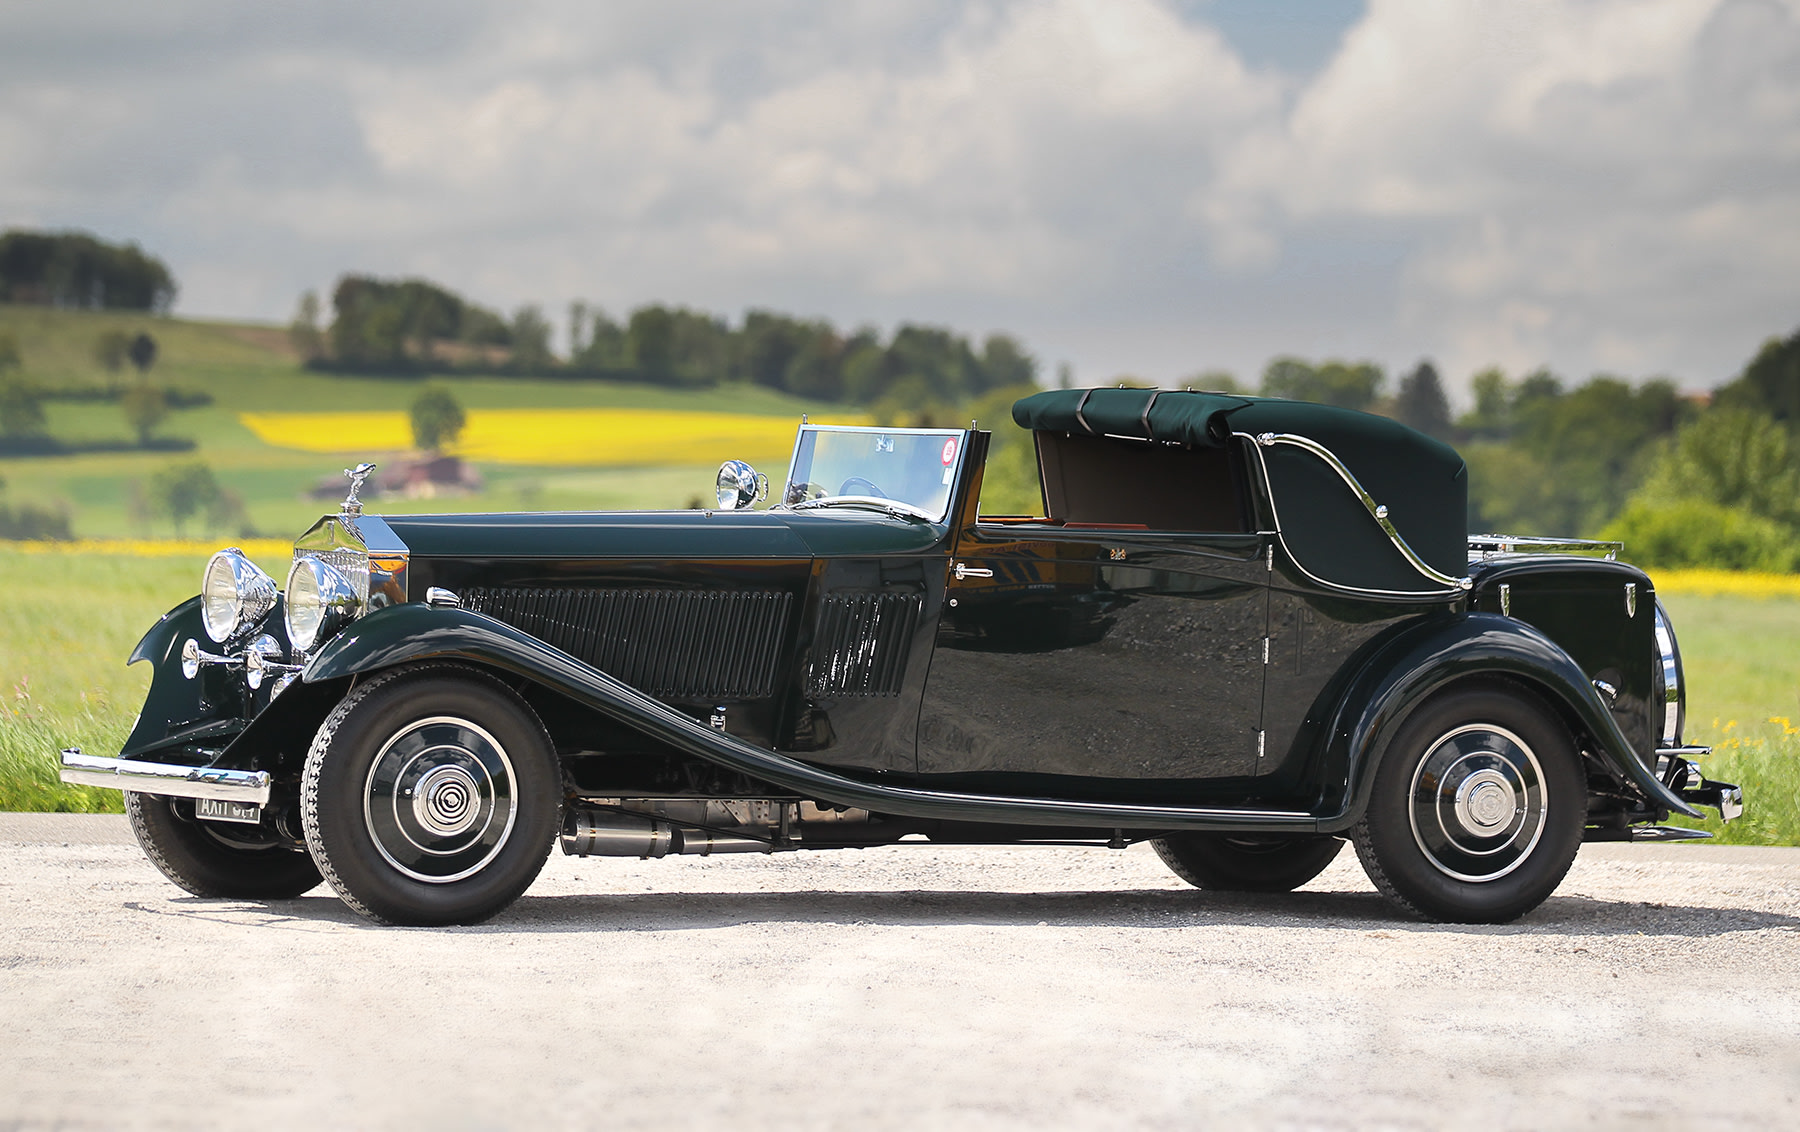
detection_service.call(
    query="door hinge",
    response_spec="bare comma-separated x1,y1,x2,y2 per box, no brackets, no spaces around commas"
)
1262,637,1270,664
1257,730,1266,759
952,561,994,581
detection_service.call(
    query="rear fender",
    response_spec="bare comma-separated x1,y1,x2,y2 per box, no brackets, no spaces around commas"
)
1317,611,1697,830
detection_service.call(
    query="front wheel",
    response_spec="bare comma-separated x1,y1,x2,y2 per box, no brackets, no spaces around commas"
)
1152,833,1343,892
1352,684,1585,923
301,664,562,926
125,791,322,899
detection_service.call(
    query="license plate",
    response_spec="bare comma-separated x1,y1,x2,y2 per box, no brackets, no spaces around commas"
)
195,797,263,824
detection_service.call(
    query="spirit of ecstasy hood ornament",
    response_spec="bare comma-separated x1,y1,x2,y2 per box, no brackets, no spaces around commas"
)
341,462,377,517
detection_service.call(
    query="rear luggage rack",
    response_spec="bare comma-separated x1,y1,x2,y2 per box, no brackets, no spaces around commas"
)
1469,534,1622,560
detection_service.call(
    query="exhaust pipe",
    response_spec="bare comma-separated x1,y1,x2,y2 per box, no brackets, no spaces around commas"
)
561,809,770,858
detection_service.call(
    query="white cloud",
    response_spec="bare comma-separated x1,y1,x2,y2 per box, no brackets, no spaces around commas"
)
2,0,1797,392
1226,0,1800,384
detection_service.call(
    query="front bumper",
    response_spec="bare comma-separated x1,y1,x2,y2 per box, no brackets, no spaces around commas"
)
59,748,272,805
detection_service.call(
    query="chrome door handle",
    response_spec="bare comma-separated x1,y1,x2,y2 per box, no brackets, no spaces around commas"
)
953,562,994,580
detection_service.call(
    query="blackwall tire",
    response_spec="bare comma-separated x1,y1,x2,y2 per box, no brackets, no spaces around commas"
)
301,664,561,926
1352,684,1585,924
125,790,323,899
1152,834,1343,892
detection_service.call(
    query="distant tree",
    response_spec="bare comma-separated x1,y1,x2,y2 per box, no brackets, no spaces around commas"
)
289,291,325,363
0,333,18,374
509,305,554,370
1260,357,1384,410
1456,367,1512,439
909,324,982,401
785,329,847,400
571,308,627,371
1636,407,1800,527
568,301,589,357
127,332,157,375
1463,371,1689,537
1715,326,1800,428
0,229,177,311
627,306,676,383
840,337,889,403
121,382,169,445
93,329,131,374
326,274,511,369
1393,360,1452,439
978,334,1037,392
739,310,809,390
148,460,222,537
410,382,466,452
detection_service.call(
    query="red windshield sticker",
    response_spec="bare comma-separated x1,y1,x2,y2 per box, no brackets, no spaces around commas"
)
941,437,958,465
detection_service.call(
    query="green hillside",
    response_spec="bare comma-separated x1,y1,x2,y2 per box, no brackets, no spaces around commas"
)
0,305,830,539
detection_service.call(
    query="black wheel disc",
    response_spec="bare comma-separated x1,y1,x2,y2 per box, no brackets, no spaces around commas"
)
363,715,519,883
1406,723,1547,882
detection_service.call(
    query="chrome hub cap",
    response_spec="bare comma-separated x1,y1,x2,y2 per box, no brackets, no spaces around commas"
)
364,716,518,883
1408,724,1546,882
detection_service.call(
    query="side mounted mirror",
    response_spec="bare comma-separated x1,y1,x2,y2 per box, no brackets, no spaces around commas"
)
715,460,769,510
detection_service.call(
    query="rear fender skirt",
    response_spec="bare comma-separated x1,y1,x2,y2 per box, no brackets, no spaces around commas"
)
1318,612,1698,829
306,602,1322,833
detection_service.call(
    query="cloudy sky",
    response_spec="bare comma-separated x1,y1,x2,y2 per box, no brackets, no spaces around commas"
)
3,0,1797,397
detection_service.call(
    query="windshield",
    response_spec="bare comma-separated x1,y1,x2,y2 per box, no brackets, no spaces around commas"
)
782,426,966,522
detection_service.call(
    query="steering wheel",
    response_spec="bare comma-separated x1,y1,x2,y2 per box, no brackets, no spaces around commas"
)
837,476,888,498
785,481,826,505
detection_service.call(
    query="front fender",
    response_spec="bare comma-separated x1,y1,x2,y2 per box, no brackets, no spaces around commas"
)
121,597,214,757
1317,611,1697,829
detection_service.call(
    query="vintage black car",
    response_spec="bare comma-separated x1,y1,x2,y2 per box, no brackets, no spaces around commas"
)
62,388,1743,926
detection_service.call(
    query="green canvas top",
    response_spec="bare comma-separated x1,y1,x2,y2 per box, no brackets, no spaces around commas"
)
1012,387,1469,592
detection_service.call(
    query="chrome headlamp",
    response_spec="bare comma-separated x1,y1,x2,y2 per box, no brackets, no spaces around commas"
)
200,548,278,644
715,460,769,510
285,555,362,652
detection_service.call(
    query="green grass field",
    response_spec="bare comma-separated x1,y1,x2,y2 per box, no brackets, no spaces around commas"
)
2,548,1794,844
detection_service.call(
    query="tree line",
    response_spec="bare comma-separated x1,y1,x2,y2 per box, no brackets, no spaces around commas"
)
0,229,177,313
291,274,1038,410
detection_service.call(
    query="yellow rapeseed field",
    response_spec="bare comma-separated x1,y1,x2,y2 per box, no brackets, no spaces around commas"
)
1651,569,1800,598
239,407,866,467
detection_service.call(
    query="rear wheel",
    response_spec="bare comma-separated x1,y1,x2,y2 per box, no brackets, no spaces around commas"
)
1352,684,1584,923
1152,833,1343,892
302,664,562,926
126,791,322,899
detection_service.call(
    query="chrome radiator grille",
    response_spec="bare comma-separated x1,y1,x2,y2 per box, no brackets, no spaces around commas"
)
462,587,793,699
807,591,920,698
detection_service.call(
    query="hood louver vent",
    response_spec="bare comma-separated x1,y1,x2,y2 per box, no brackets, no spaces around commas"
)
808,591,920,698
462,587,792,700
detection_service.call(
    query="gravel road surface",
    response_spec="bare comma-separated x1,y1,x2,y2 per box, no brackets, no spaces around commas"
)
2,813,1797,1130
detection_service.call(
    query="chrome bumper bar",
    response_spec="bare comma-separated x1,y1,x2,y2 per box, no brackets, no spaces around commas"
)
58,748,272,805
1657,747,1744,822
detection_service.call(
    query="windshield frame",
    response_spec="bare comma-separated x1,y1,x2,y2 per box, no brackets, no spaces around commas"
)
779,423,972,524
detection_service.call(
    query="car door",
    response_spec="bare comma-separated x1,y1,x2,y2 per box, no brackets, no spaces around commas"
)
916,524,1269,802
